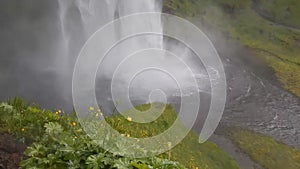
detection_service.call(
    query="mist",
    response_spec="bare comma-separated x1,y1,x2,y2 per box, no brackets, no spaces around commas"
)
0,0,212,117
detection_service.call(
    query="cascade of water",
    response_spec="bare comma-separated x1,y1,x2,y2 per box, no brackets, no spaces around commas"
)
57,0,164,94
58,0,163,50
57,0,209,111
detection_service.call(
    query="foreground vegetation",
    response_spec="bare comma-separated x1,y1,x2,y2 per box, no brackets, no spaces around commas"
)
0,99,186,168
0,98,240,169
107,104,240,169
164,0,300,97
2,98,299,169
228,128,300,169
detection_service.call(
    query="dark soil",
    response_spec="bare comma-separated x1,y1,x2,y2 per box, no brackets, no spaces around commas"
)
0,132,26,169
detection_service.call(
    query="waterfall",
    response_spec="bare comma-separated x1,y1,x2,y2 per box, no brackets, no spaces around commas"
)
58,0,163,52
57,0,210,113
56,0,163,104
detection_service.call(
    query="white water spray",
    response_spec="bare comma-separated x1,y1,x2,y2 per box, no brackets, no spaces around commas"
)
57,0,210,111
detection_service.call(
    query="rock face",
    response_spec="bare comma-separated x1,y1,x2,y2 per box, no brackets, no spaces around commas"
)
0,132,26,169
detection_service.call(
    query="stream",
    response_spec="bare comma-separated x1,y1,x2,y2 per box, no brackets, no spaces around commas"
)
206,27,300,150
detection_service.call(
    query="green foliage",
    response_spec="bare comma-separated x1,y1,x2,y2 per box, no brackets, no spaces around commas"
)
20,121,185,169
107,103,240,169
106,103,178,138
0,100,241,168
7,97,30,112
0,100,187,168
0,98,68,142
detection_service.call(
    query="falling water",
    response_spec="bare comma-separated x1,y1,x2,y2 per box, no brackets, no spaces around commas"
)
58,0,163,53
56,0,210,114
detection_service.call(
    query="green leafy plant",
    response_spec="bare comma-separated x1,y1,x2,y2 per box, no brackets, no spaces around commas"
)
19,121,186,169
0,99,239,168
0,101,186,169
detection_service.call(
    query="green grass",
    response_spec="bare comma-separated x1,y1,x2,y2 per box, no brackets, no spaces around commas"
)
256,0,300,28
228,8,300,64
255,49,300,96
228,128,300,169
163,0,208,17
107,103,240,169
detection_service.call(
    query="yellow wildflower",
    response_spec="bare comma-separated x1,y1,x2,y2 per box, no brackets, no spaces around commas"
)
89,107,94,111
127,134,130,137
21,128,25,132
72,122,77,126
58,110,62,113
126,117,132,122
77,129,82,133
55,111,59,115
167,142,172,148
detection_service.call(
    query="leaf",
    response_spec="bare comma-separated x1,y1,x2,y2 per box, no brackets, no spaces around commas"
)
86,154,106,169
20,157,36,168
113,158,131,169
67,160,81,169
44,122,63,134
25,143,46,157
0,102,14,113
131,162,151,169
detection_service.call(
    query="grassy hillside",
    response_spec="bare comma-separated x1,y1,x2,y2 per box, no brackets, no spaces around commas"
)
107,103,240,169
255,0,300,28
227,128,300,169
163,0,300,97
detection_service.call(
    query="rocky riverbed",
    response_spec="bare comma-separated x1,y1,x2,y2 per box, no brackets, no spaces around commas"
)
220,42,300,149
